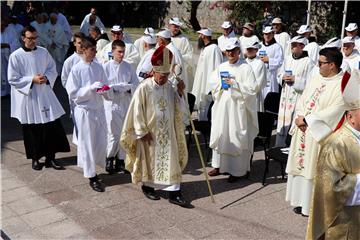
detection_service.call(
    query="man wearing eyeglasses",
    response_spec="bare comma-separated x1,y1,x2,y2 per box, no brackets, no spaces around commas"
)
285,47,348,217
99,25,139,69
7,25,70,171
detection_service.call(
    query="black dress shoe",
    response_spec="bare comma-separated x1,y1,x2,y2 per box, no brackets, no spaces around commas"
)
141,185,160,200
106,157,115,174
115,158,129,174
168,191,193,208
32,159,42,171
89,180,105,192
45,159,65,170
293,207,302,214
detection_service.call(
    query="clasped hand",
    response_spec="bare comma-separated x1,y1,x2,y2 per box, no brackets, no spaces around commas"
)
32,74,48,84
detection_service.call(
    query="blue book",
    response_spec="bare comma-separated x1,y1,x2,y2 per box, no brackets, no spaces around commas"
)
220,71,230,90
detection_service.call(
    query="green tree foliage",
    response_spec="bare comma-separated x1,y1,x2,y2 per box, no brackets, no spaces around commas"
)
228,1,360,44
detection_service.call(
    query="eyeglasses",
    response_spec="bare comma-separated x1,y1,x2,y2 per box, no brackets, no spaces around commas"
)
318,61,331,66
111,32,123,35
25,36,38,40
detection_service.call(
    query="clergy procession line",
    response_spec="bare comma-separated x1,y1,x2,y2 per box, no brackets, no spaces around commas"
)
2,5,360,239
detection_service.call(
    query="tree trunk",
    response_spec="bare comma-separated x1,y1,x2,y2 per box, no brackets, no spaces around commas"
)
189,1,201,31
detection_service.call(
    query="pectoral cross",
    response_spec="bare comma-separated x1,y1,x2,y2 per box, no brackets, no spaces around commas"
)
42,106,50,118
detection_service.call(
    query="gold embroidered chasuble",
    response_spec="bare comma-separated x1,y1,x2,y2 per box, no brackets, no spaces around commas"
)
286,71,346,179
120,77,188,185
306,122,360,240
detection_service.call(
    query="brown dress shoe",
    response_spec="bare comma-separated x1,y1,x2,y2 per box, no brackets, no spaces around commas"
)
208,168,220,176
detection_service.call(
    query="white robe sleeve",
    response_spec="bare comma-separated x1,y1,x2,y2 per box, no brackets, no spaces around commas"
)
44,51,58,88
269,44,283,71
346,174,360,206
293,59,314,92
124,44,140,68
66,70,93,103
7,54,33,95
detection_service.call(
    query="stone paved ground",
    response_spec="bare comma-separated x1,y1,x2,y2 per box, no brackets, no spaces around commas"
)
1,32,307,240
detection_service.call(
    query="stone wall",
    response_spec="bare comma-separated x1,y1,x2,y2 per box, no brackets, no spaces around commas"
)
164,1,231,32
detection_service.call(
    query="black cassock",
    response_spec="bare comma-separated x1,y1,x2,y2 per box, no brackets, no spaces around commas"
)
22,118,70,160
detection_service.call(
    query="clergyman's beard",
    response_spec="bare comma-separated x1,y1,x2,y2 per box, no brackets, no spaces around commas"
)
198,38,205,50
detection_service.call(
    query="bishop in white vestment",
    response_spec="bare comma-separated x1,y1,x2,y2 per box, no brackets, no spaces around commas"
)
120,45,191,207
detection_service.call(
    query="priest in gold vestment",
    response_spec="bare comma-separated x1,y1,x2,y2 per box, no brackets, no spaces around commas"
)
285,48,348,216
306,70,360,240
120,45,191,208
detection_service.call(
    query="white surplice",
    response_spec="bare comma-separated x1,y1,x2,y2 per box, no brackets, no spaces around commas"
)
343,50,360,72
304,42,320,64
217,31,237,52
191,43,223,115
79,13,105,36
100,41,140,70
30,21,51,48
134,36,147,59
245,56,267,111
276,53,315,146
274,32,291,59
1,26,20,96
258,41,283,98
44,22,69,74
61,52,83,144
102,59,139,159
136,48,155,82
171,33,194,90
209,59,259,177
239,35,260,58
8,46,65,124
56,13,72,42
65,59,109,178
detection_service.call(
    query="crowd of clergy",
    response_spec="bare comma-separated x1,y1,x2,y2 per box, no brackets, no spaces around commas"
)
2,4,360,238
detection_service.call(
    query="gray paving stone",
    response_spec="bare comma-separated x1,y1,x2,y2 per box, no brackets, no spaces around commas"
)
68,208,120,231
9,230,46,240
126,213,174,235
0,205,17,220
7,195,52,215
28,172,68,194
57,198,99,217
1,168,14,179
37,219,87,239
2,186,37,204
1,177,26,191
42,188,82,205
1,216,32,237
21,206,66,228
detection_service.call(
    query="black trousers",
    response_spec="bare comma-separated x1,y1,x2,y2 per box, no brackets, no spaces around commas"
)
22,118,70,160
